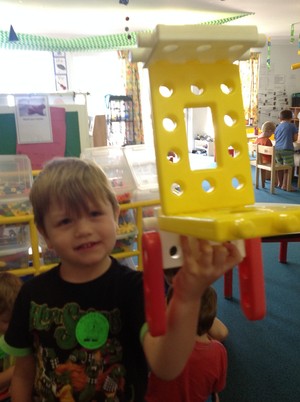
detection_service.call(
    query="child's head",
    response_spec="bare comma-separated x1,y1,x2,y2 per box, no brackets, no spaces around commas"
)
30,157,119,234
261,121,276,137
167,286,217,336
0,273,22,334
279,109,293,121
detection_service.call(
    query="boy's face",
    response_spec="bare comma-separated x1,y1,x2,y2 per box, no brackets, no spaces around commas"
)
40,198,119,273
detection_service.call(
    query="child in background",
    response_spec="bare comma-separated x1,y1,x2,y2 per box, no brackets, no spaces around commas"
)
254,121,276,181
255,121,276,161
0,157,241,401
274,109,298,191
0,273,22,402
163,267,228,342
145,286,228,402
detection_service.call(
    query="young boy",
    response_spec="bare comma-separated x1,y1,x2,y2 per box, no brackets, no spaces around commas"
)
0,157,242,402
274,109,298,191
0,272,23,401
145,286,227,402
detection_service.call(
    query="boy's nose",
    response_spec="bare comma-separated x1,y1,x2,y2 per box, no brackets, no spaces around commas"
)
74,218,92,236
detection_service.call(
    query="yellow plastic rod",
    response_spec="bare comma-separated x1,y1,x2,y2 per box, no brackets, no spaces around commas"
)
291,62,300,70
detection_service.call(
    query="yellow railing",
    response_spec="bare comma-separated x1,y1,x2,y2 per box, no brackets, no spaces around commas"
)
0,199,161,276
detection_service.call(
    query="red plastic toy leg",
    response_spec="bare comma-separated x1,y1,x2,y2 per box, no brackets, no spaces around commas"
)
224,270,233,299
279,241,288,263
238,238,266,320
142,231,167,336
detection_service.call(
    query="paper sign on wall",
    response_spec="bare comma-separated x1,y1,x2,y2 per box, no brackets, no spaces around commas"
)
16,106,67,170
14,95,53,144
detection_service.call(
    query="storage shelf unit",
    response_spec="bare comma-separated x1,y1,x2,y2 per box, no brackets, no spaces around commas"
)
0,199,160,276
106,95,135,146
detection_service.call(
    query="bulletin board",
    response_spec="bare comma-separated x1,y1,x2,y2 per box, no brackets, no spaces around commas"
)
0,106,81,169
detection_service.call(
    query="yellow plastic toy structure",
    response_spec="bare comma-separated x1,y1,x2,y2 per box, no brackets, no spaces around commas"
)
291,62,300,70
131,25,300,242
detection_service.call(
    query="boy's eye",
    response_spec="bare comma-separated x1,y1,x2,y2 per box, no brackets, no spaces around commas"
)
58,218,71,226
90,210,102,217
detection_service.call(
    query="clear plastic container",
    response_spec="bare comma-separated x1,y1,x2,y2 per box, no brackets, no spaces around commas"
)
80,146,136,204
123,145,159,217
0,246,29,271
0,223,29,250
0,155,33,257
80,146,137,250
122,144,159,197
0,155,33,202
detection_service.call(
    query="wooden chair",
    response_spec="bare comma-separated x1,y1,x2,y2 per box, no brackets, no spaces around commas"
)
255,145,293,194
248,142,268,185
248,142,257,167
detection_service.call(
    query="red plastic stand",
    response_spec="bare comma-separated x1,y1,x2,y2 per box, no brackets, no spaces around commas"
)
142,231,167,336
224,269,233,299
143,233,266,334
237,238,266,320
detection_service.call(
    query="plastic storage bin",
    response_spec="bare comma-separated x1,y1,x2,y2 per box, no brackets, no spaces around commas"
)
80,146,136,203
0,154,33,270
123,144,159,217
0,246,29,271
80,146,137,251
0,223,28,250
0,154,33,217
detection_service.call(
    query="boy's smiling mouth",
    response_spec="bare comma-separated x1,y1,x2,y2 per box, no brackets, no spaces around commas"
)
75,242,99,251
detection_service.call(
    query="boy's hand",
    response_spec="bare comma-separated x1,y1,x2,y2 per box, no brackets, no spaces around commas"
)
173,236,243,302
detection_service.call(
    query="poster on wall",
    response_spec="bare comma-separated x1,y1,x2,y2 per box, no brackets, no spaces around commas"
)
14,95,53,144
53,52,69,91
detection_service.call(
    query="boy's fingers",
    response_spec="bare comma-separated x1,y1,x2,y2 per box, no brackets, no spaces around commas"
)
180,236,242,274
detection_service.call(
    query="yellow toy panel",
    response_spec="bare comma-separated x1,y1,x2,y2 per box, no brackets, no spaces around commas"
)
131,24,300,241
148,59,254,215
157,203,300,242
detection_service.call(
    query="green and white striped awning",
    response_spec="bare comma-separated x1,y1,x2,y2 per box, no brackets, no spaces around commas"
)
0,13,253,52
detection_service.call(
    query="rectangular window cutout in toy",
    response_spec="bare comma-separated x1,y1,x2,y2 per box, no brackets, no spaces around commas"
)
184,106,216,170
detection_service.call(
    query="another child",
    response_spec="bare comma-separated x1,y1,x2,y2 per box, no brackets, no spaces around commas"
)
274,109,298,191
0,157,241,401
145,286,227,402
255,121,276,162
163,267,228,342
254,121,276,182
0,273,22,402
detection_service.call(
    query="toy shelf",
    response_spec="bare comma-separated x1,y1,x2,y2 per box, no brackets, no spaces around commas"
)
0,198,160,276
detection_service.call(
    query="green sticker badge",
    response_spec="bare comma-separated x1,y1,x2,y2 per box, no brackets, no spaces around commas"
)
76,312,109,350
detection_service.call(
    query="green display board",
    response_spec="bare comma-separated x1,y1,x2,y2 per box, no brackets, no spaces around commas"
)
0,111,81,159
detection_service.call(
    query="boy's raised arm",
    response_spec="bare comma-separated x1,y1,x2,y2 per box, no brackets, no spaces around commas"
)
143,236,242,381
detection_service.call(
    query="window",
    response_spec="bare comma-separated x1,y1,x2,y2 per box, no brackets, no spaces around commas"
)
0,49,55,93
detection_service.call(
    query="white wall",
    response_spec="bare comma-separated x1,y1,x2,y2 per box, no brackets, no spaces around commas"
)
2,42,300,145
67,51,125,117
258,40,300,126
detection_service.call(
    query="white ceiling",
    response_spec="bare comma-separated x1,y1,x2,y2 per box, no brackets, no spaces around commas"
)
1,0,300,42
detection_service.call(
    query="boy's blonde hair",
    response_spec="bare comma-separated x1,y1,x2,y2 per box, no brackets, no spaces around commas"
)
261,121,276,135
0,272,22,314
30,157,119,233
